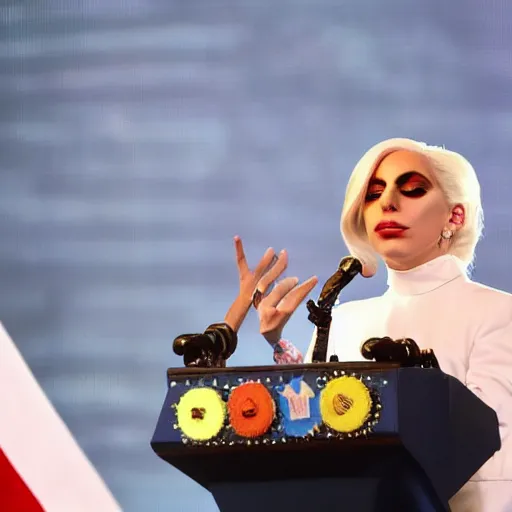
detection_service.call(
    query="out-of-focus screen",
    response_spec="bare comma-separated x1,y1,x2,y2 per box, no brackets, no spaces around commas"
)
1,1,511,510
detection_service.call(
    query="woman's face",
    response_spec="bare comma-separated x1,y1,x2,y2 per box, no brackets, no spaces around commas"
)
362,149,455,271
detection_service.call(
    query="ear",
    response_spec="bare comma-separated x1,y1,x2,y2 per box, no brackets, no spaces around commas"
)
449,204,465,232
361,262,377,278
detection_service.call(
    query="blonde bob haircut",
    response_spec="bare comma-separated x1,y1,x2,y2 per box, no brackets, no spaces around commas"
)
340,138,484,276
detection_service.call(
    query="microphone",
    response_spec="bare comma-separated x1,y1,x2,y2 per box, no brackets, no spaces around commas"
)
360,337,440,368
173,322,238,368
307,256,362,363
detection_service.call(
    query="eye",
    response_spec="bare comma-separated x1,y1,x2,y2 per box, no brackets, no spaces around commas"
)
365,190,383,202
401,187,427,198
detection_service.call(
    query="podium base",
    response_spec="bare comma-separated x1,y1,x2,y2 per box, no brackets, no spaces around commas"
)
211,474,450,512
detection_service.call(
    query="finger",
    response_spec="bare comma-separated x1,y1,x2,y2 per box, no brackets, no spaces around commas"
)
252,246,277,281
263,252,279,277
234,236,249,277
261,276,300,308
277,276,319,314
256,250,288,294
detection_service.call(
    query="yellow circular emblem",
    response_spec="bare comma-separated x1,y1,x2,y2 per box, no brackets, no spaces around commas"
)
176,388,226,441
320,376,372,433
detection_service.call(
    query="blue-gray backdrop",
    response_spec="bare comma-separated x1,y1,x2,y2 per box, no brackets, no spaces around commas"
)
1,1,511,510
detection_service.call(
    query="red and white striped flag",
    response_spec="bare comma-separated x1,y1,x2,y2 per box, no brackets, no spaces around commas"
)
0,322,121,511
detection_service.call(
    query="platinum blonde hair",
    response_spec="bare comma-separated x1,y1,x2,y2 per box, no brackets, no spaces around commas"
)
340,138,484,276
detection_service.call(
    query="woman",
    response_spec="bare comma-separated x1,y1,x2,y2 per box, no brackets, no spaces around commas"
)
231,138,512,511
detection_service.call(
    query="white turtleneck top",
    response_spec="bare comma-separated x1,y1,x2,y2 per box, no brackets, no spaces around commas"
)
305,254,512,512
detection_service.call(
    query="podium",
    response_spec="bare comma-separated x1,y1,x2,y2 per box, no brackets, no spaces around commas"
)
150,362,500,512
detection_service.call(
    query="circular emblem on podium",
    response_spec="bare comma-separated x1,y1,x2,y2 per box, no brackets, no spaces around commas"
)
228,382,275,438
319,376,372,433
176,388,226,441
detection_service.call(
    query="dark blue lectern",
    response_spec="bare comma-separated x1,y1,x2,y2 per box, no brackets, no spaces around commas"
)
151,362,500,512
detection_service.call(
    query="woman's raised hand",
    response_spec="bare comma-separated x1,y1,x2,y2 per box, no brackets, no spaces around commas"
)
224,236,285,332
224,236,317,343
255,273,318,345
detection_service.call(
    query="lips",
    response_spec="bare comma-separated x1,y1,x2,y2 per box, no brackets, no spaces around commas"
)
375,221,409,233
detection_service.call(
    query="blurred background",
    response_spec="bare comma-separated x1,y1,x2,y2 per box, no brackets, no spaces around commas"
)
1,1,512,510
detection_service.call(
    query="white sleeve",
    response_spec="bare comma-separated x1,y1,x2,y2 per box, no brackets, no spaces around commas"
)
466,301,512,428
464,298,512,484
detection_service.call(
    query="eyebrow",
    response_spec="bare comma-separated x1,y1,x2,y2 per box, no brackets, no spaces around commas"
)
368,171,432,188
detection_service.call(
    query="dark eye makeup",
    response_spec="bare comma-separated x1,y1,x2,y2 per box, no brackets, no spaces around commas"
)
401,187,427,198
364,171,431,202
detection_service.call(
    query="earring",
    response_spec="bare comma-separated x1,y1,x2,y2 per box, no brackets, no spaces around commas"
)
441,229,454,241
438,228,454,248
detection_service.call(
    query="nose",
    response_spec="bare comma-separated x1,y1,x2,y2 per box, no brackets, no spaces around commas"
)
379,187,399,212
382,202,397,212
